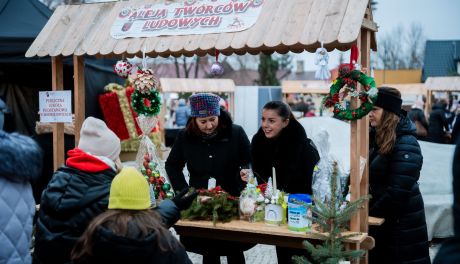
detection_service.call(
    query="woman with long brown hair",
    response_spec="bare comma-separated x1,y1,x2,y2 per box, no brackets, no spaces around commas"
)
368,87,430,264
71,167,192,264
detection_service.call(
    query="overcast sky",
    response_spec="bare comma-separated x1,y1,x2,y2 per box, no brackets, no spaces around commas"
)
299,0,460,71
374,0,460,40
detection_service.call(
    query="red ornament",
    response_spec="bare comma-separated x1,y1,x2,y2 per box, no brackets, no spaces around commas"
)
143,98,151,107
146,169,152,176
144,153,150,162
143,161,149,168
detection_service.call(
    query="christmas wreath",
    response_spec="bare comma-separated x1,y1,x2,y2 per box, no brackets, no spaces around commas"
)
181,186,239,226
323,65,378,120
131,88,161,116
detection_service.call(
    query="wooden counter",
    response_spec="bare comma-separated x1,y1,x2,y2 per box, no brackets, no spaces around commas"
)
174,220,375,250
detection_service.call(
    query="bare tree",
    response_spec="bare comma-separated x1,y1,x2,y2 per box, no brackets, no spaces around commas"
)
405,23,425,69
172,56,205,78
376,24,424,70
230,54,260,70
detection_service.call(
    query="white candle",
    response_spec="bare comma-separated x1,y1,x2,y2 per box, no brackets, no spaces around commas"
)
208,177,216,190
272,167,277,192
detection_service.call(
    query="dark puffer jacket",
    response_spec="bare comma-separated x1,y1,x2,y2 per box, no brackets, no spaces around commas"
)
434,139,460,263
251,118,319,194
165,110,251,196
369,113,430,264
427,103,449,143
33,156,118,264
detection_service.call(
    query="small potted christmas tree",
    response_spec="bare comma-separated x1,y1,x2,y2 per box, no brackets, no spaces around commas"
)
293,162,370,264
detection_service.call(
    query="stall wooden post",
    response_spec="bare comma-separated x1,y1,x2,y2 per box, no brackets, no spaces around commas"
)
73,55,85,145
358,28,371,264
52,56,64,171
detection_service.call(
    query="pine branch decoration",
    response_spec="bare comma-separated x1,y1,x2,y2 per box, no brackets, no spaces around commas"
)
181,186,239,226
293,162,371,264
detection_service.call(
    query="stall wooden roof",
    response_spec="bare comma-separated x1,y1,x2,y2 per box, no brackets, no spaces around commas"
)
381,83,427,95
26,0,377,58
425,76,460,91
281,80,331,94
160,78,235,93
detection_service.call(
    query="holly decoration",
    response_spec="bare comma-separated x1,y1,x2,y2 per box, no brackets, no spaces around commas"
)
322,65,378,120
140,153,174,200
181,186,239,226
131,88,161,116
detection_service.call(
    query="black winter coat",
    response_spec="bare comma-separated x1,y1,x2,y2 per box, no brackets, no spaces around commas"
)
251,118,319,194
165,110,251,197
434,140,460,263
427,104,449,143
34,166,116,264
369,114,430,264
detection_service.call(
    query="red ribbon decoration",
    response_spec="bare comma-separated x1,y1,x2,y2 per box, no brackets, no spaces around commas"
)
350,44,359,69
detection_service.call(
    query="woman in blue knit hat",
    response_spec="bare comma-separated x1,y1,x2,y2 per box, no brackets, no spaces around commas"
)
166,92,252,264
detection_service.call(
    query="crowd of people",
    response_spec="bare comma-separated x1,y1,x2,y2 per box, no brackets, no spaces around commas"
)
1,89,459,264
408,96,460,144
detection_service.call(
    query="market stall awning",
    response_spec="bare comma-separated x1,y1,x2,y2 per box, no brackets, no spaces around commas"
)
26,0,377,58
425,76,460,91
160,78,235,93
282,80,331,94
381,83,427,95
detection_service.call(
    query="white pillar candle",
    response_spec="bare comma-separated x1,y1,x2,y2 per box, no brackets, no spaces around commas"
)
272,167,277,192
208,177,216,190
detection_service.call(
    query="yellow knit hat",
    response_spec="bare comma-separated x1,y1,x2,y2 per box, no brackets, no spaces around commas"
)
108,167,151,210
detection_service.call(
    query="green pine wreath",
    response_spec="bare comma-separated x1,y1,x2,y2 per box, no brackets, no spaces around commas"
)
131,89,161,116
323,69,378,120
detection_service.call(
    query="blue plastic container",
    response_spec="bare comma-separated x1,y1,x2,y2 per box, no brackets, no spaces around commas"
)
288,194,312,232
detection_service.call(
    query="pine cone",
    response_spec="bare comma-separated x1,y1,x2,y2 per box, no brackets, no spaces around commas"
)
133,69,159,94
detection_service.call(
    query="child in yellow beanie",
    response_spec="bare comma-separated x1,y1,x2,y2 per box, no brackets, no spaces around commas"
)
71,167,194,264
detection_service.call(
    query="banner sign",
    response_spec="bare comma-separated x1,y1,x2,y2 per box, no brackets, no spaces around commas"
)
111,0,264,39
39,91,72,123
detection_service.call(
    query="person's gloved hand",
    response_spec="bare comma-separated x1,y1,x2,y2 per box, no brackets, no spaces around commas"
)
172,188,199,211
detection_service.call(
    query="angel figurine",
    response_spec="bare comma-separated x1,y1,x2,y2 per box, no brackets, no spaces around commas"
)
314,43,331,80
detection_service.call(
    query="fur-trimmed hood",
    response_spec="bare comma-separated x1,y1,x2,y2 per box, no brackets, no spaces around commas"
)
0,130,42,183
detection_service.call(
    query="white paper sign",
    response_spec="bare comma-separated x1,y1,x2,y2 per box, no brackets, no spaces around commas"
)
39,91,72,123
111,0,264,39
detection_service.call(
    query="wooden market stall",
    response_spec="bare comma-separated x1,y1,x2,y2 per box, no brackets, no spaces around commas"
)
281,80,331,95
381,83,427,111
425,76,460,112
281,80,331,116
160,77,236,116
159,77,235,146
26,0,378,262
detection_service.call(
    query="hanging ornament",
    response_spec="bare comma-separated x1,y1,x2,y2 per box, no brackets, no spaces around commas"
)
132,69,160,94
210,49,224,76
314,42,331,80
114,59,133,79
